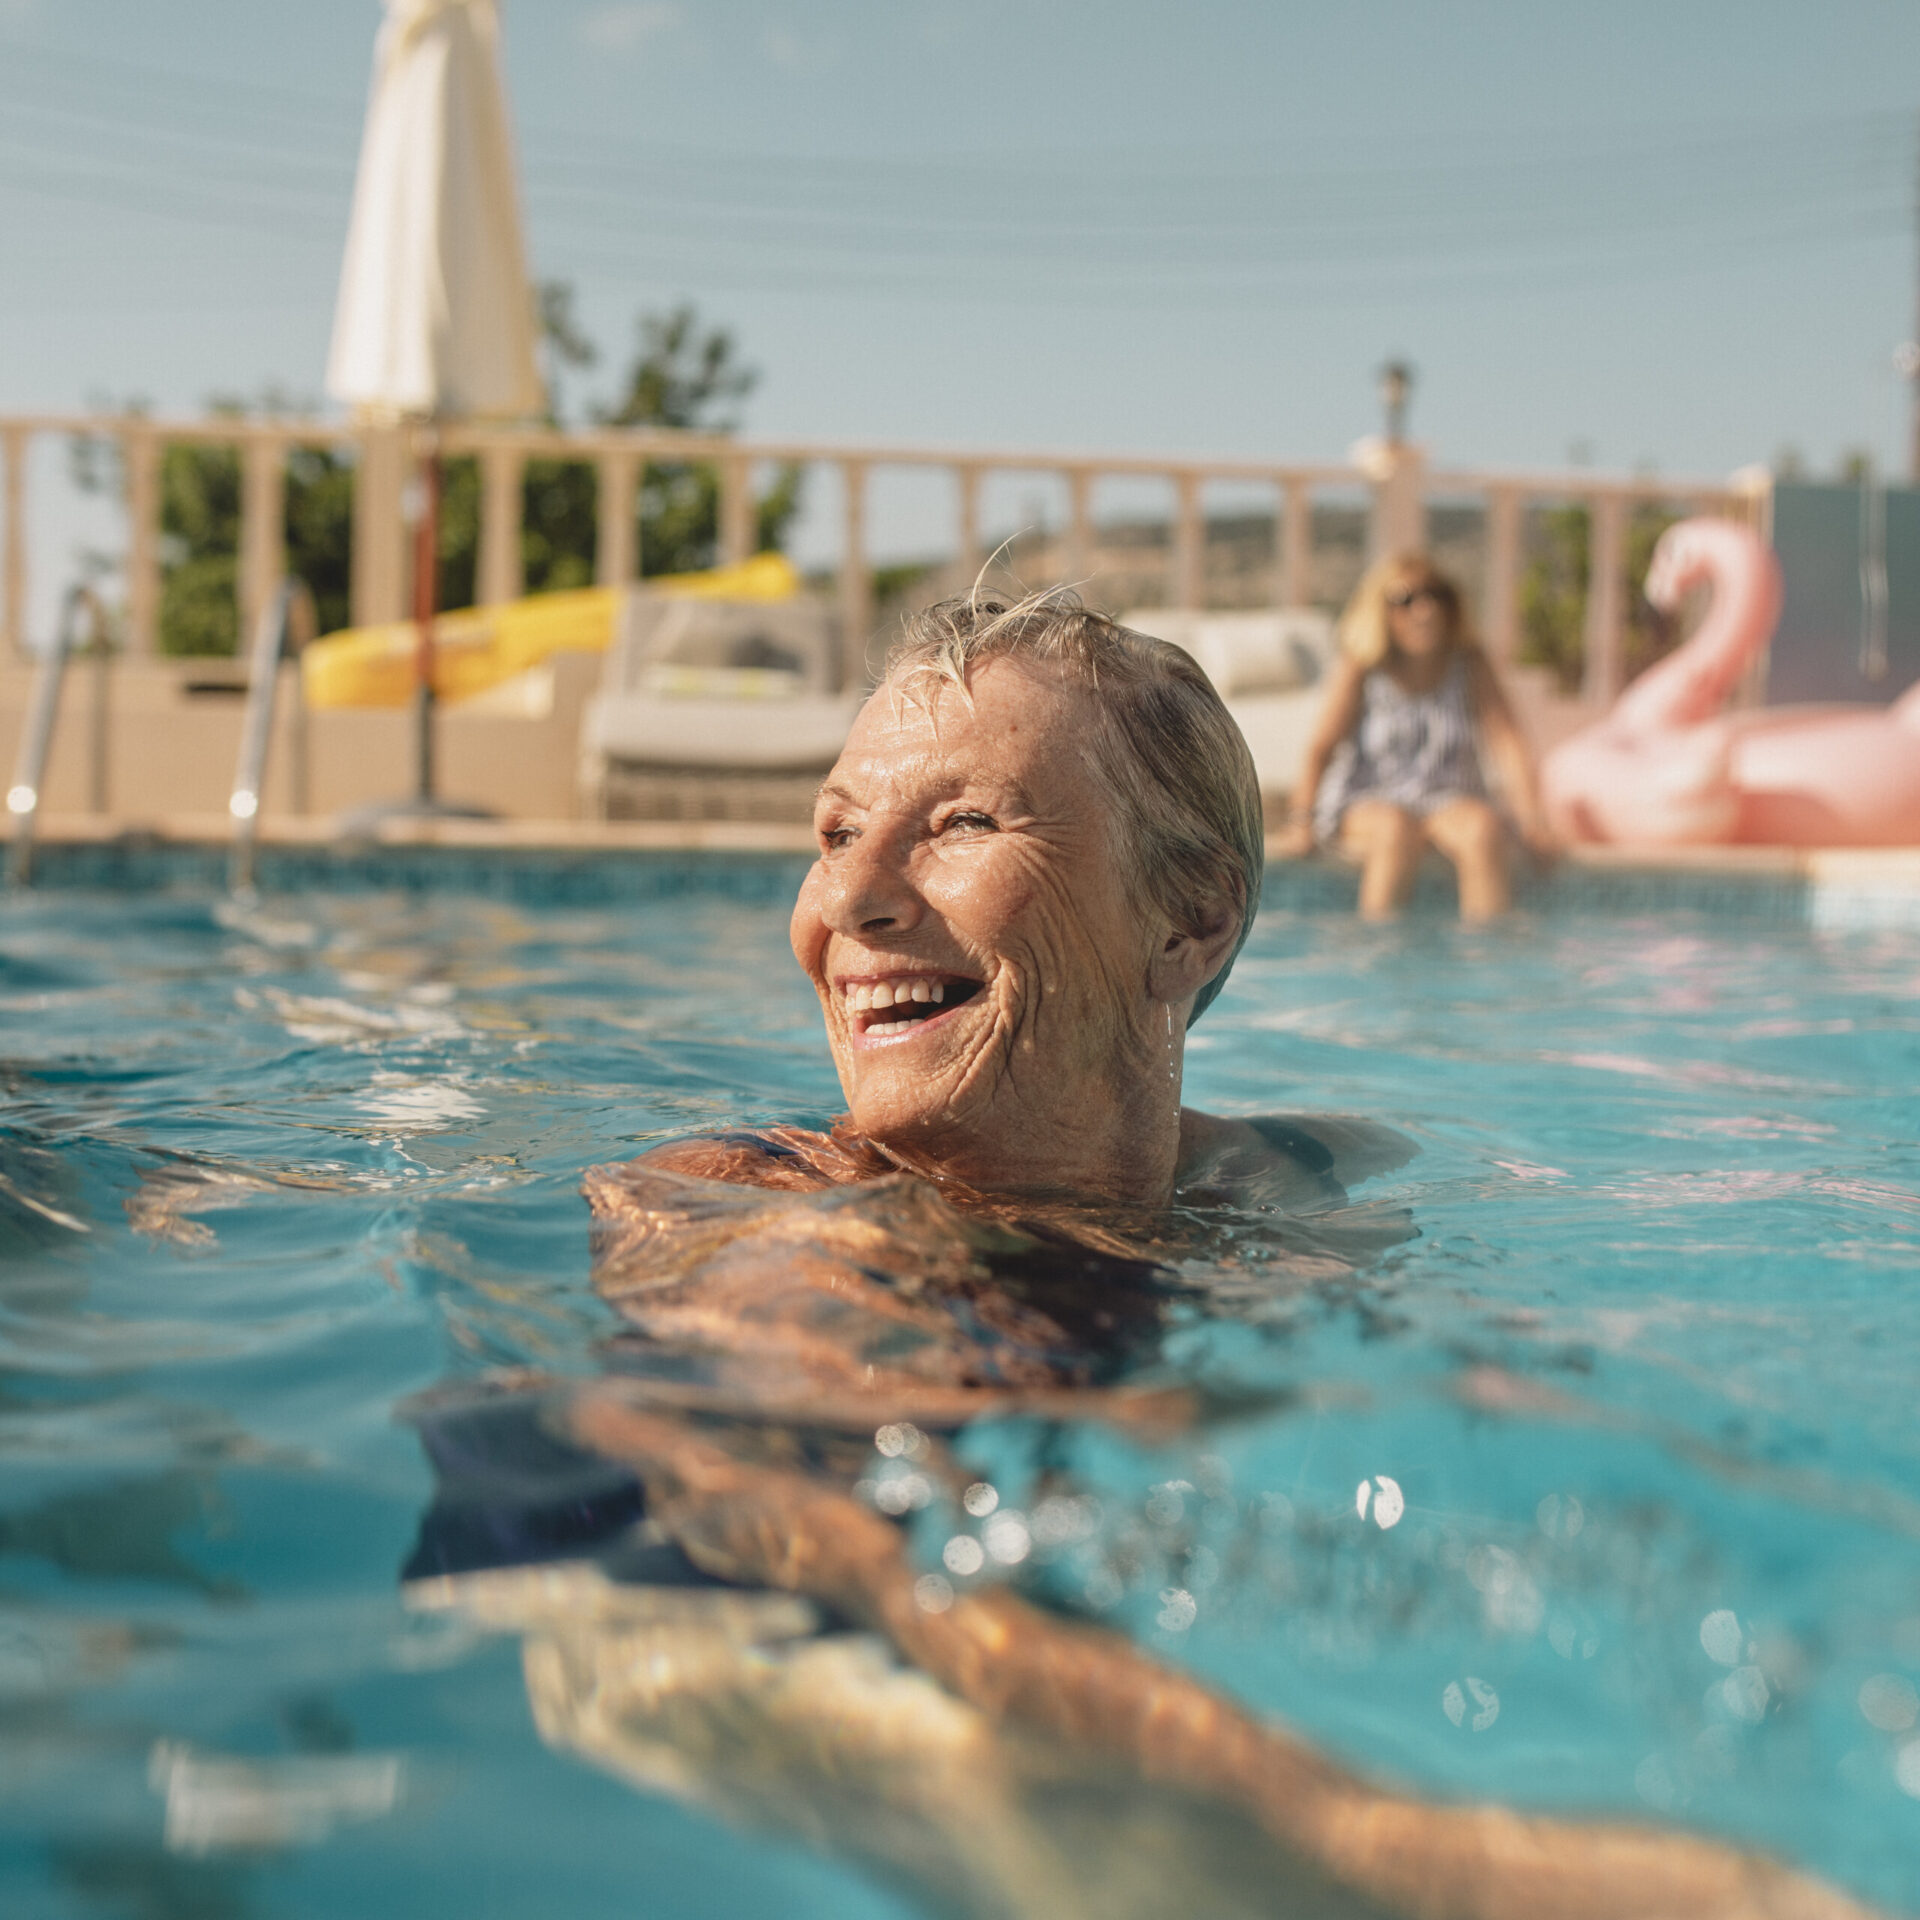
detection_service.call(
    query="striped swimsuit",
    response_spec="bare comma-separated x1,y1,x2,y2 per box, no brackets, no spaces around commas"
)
1314,652,1487,841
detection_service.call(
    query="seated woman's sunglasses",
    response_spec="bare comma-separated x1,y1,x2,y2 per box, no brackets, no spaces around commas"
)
1386,585,1446,610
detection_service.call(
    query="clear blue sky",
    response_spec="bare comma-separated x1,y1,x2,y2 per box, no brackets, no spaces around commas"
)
3,0,1919,584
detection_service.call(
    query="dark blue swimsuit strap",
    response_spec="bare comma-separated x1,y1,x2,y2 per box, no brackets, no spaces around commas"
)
1245,1116,1346,1202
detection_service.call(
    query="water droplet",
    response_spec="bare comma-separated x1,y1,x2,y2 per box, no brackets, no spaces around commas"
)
962,1482,998,1518
1156,1588,1197,1633
1536,1492,1584,1538
1441,1676,1500,1731
942,1536,985,1578
1699,1609,1744,1667
1859,1674,1919,1733
983,1511,1031,1566
1721,1665,1770,1724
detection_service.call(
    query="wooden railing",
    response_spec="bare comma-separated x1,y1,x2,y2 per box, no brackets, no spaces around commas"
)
0,414,1753,705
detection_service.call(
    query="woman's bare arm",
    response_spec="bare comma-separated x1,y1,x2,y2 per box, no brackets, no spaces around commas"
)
1274,655,1366,855
1467,650,1554,853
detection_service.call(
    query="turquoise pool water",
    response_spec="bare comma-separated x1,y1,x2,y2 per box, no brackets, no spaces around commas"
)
2,860,1918,1916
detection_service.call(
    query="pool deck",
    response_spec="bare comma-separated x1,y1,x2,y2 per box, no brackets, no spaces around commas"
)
10,812,1920,875
8,814,1920,928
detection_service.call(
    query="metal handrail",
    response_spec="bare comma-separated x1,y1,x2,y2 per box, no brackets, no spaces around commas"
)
229,579,316,891
7,585,106,885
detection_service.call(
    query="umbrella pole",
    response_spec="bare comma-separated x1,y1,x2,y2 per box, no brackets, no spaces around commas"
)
411,442,441,804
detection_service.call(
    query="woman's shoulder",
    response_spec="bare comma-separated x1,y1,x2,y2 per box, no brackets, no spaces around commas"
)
1177,1108,1415,1208
611,1123,885,1193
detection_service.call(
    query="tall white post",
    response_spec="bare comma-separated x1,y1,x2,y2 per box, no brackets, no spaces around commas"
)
124,426,161,657
1367,443,1428,562
1582,493,1628,706
351,424,409,626
1281,477,1311,610
1483,484,1522,663
239,433,287,644
478,443,525,607
596,451,638,586
1172,472,1204,608
3,426,26,657
1065,468,1094,586
840,459,871,681
719,453,754,568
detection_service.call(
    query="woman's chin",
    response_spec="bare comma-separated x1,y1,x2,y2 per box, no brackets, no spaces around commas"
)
846,1053,985,1154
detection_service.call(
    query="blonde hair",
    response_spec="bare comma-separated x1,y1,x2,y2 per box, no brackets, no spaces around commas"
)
1338,552,1471,671
883,587,1263,1026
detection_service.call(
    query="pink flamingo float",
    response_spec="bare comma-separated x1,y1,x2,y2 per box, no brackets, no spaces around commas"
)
1541,517,1920,847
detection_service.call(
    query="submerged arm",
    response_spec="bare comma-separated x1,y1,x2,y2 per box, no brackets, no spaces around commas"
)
571,1388,1868,1920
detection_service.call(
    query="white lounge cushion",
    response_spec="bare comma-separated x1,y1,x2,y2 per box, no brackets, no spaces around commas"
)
1121,608,1333,698
583,691,862,770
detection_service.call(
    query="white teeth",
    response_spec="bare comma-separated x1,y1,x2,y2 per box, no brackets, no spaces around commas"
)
932,983,944,1003
871,982,895,1010
910,981,930,1003
847,985,870,1012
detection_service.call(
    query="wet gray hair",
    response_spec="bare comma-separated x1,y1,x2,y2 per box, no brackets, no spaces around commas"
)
883,587,1263,1025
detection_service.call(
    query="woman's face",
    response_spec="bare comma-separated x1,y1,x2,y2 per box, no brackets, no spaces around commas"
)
791,657,1167,1171
1385,576,1451,659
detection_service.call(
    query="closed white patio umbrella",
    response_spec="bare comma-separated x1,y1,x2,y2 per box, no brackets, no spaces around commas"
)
327,0,544,810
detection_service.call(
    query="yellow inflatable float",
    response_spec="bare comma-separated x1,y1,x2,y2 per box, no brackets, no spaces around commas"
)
301,552,801,710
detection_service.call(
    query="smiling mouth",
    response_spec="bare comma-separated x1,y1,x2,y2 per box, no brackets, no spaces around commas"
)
844,975,984,1042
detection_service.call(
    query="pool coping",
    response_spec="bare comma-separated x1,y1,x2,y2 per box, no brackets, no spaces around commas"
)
9,815,1920,927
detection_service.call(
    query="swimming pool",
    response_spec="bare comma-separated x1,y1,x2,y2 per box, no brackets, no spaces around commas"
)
2,856,1917,1916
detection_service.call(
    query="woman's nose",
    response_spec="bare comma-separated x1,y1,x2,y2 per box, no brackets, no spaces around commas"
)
822,829,923,936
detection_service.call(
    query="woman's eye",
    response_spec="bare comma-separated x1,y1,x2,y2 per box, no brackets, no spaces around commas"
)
941,811,998,836
818,825,856,850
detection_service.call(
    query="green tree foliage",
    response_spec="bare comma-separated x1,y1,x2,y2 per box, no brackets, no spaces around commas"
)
601,303,802,578
71,403,356,656
1517,499,1682,694
72,299,803,652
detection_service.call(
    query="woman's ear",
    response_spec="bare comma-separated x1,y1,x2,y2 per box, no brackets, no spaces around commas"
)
1146,891,1240,1007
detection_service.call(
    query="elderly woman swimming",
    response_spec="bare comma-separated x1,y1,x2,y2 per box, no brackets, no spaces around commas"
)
468,593,1862,1920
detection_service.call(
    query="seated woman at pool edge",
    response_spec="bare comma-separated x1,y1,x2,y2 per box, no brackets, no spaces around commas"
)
1272,553,1556,921
568,590,1859,1920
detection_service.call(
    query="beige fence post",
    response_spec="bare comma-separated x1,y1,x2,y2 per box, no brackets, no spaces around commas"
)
956,463,983,582
2,426,25,657
478,442,525,607
239,432,287,644
1483,483,1522,663
719,452,754,568
1582,492,1627,706
1281,476,1311,609
840,459,871,674
351,423,408,626
1172,471,1204,608
596,450,638,587
1064,468,1094,586
1368,443,1428,561
124,425,161,657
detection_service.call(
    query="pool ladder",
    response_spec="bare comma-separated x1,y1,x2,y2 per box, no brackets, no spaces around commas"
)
7,585,108,885
6,580,314,888
228,580,316,891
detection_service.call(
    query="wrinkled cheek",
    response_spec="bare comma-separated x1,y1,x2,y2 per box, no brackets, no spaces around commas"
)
1014,894,1137,1064
789,866,831,977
